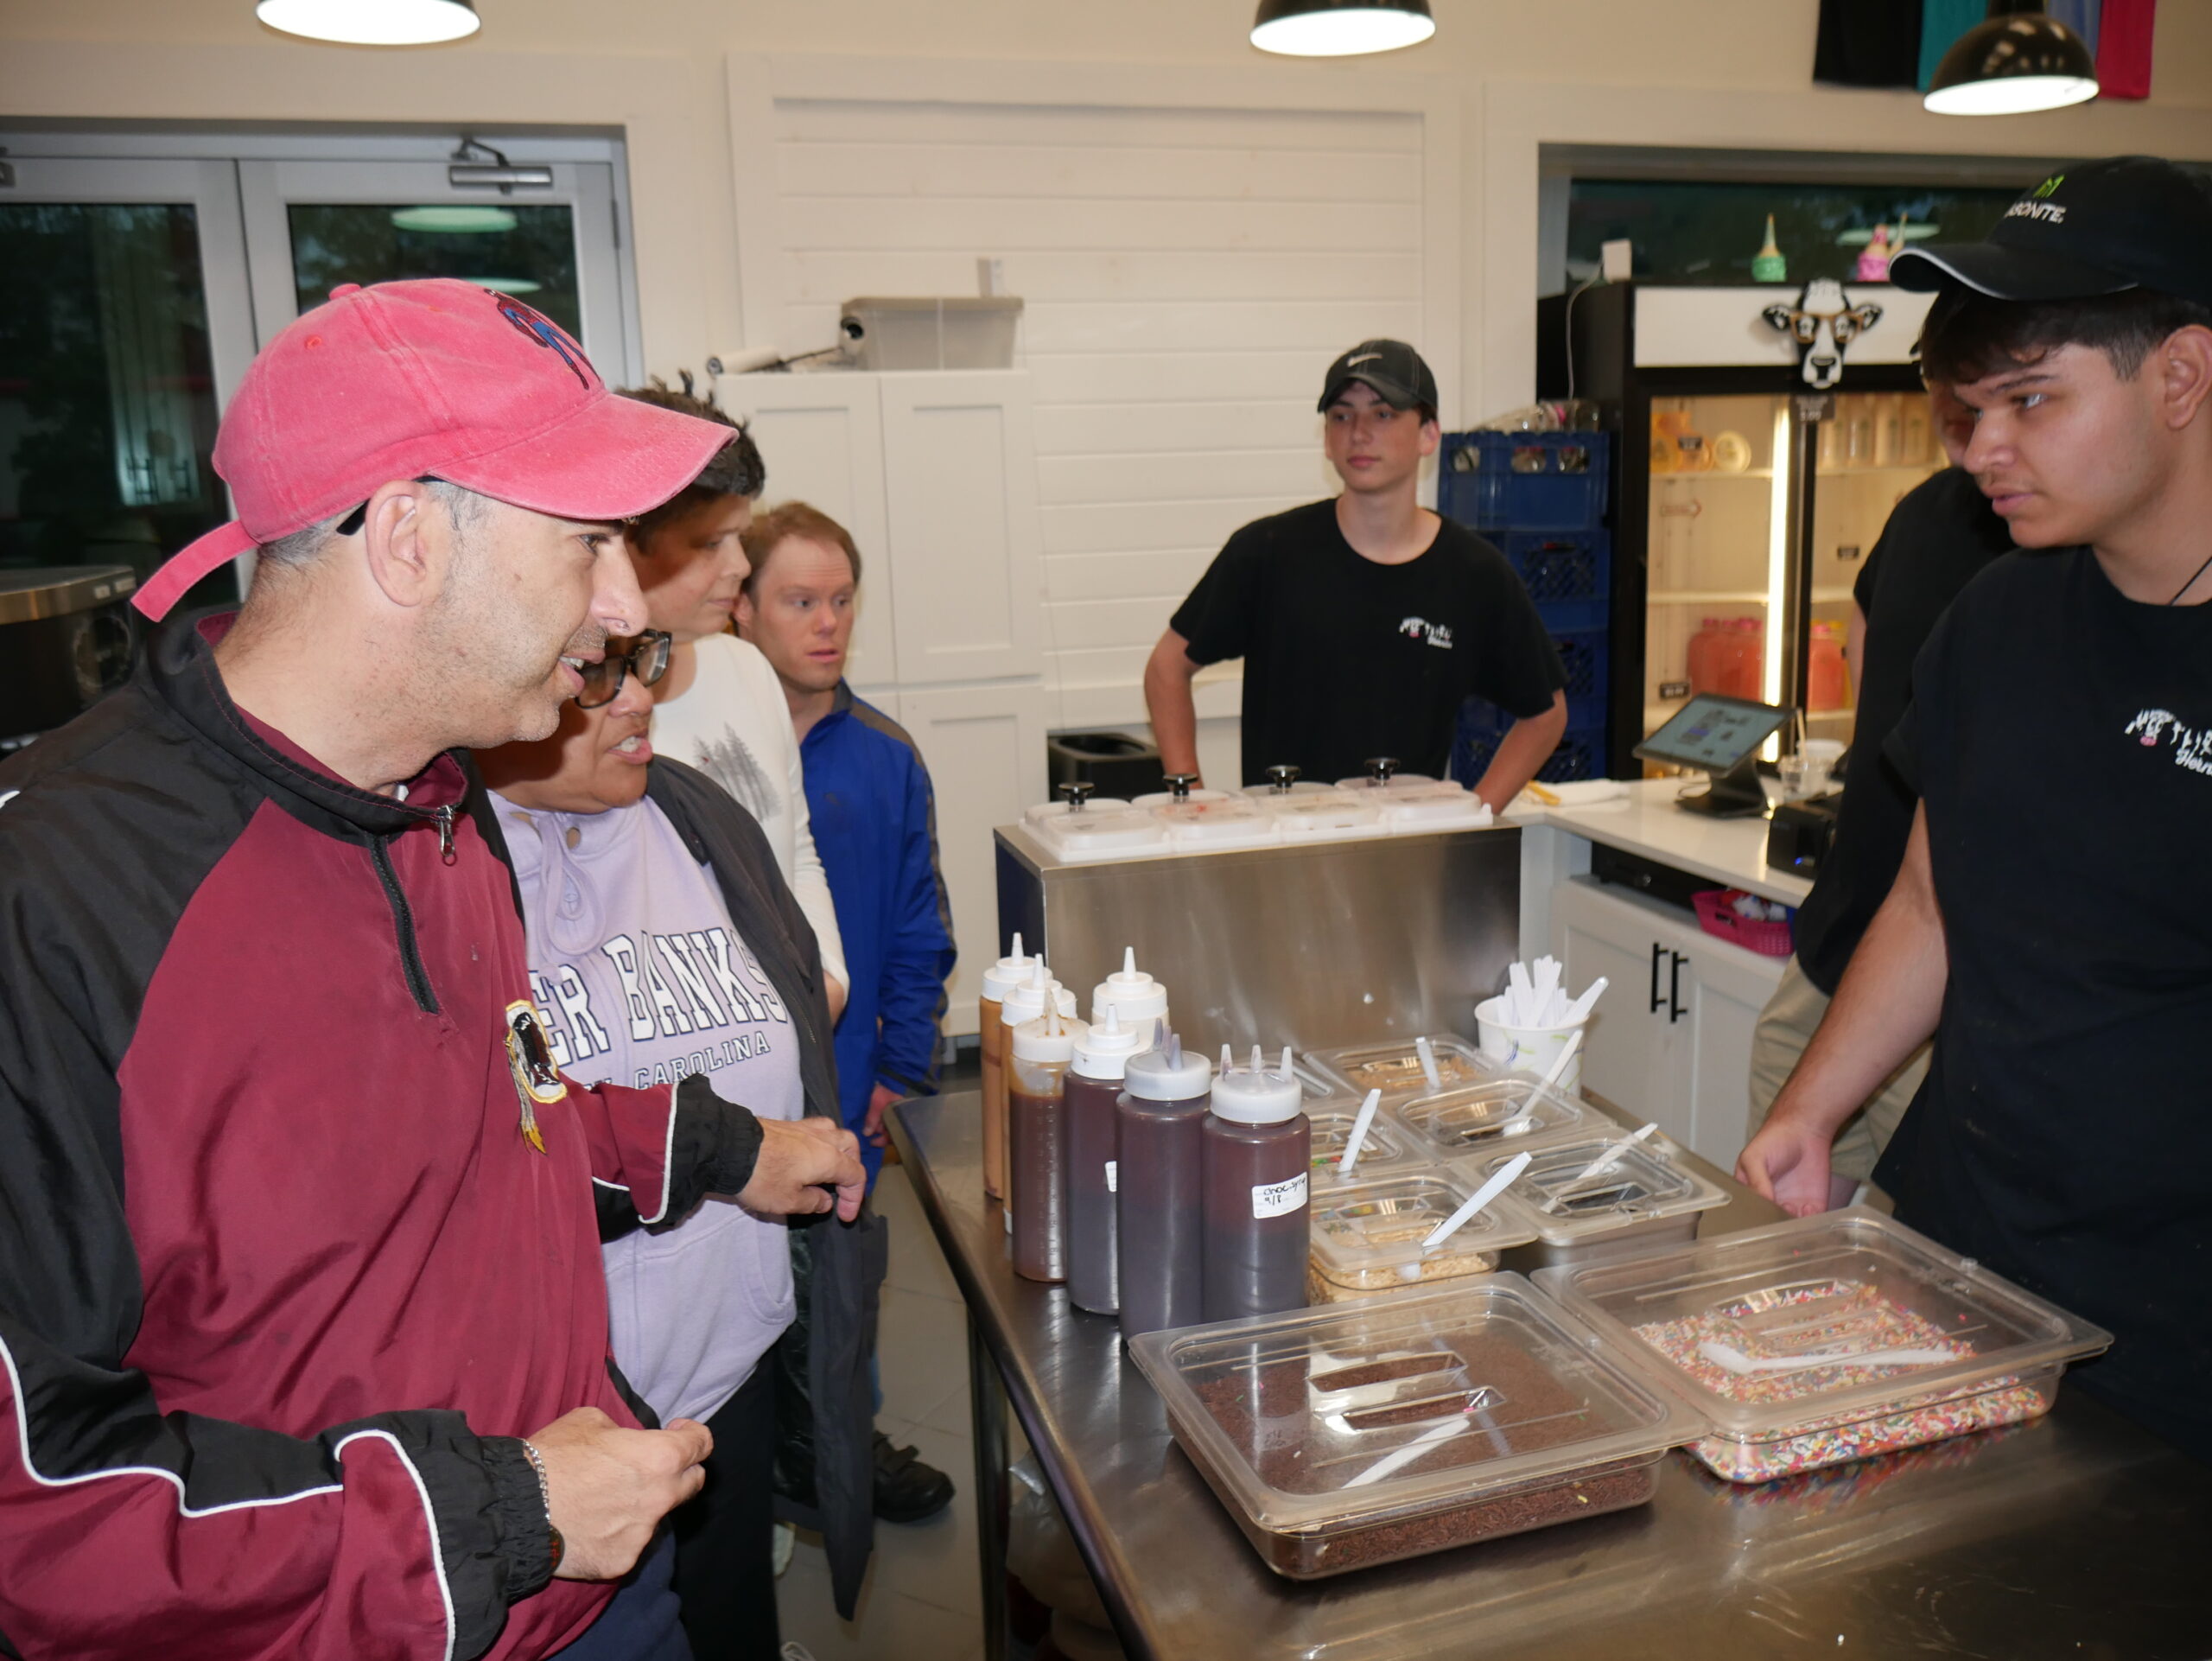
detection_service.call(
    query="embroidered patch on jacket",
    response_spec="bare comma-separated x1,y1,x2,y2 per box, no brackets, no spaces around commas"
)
505,999,567,1153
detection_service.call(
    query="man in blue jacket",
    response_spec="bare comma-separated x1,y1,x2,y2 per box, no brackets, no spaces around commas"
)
739,499,959,1524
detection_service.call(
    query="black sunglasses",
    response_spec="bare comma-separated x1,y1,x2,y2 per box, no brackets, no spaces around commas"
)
575,630,673,710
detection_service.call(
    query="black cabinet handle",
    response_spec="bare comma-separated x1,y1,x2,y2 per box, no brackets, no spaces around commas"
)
1669,951,1688,1023
1649,942,1665,1014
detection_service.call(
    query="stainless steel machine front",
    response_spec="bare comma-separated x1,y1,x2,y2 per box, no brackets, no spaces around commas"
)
994,824,1522,1056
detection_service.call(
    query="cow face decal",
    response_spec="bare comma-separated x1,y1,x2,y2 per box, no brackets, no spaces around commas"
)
1763,278,1883,391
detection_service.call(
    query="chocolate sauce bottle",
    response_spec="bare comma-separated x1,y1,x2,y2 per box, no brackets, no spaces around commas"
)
1009,1005,1086,1283
976,934,1034,1204
1116,1034,1213,1342
1202,1046,1312,1322
1065,1007,1146,1316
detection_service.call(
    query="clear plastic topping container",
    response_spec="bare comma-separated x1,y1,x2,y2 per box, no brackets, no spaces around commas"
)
1391,1079,1593,1158
1377,786,1495,834
1023,796,1133,824
1306,1172,1535,1302
1535,1208,2113,1484
1028,806,1169,863
1155,798,1280,850
1128,1277,1703,1579
1263,790,1388,842
1335,769,1442,794
1134,786,1230,806
1304,1034,1491,1098
1306,1103,1421,1179
1474,1133,1728,1268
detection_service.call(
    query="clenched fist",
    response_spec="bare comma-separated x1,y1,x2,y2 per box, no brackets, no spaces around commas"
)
528,1407,713,1581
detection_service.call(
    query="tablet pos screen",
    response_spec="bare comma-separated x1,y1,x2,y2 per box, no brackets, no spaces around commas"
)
1635,694,1791,774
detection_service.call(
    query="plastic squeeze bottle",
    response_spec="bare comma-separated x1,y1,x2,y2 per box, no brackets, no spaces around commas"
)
1065,1007,1145,1316
1116,1034,1213,1343
977,934,1034,1202
1202,1046,1312,1322
1009,1006,1087,1283
996,964,1074,1219
1089,947,1168,1044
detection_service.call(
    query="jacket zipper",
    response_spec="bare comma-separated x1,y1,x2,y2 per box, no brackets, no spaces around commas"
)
370,832,442,1015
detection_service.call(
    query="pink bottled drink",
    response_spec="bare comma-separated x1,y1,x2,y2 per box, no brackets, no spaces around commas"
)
1010,1004,1086,1283
1202,1046,1311,1323
1066,1008,1147,1316
1116,1034,1212,1342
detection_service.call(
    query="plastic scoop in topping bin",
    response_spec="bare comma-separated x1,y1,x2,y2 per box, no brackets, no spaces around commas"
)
1414,1036,1443,1091
1696,1340,1961,1377
1535,1029,1582,1092
1541,1121,1657,1214
1335,1089,1384,1177
1421,1152,1533,1251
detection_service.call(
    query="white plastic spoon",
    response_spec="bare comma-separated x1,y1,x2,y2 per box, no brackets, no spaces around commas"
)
1414,1034,1443,1091
1697,1340,1959,1376
1541,1121,1658,1214
1421,1151,1533,1251
1337,1089,1384,1177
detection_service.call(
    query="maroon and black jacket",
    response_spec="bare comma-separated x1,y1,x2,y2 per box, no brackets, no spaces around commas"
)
0,613,770,1661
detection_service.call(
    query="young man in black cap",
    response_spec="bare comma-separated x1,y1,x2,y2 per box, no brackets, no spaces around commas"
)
1738,156,2212,1464
1143,340,1567,803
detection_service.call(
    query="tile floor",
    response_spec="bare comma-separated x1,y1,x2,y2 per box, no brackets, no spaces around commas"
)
776,1160,987,1660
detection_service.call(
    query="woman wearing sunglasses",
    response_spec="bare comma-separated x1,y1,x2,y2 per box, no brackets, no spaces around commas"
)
474,636,879,1661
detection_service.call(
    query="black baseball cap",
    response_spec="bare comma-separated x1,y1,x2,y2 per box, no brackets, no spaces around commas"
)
1891,155,2212,311
1318,339,1439,415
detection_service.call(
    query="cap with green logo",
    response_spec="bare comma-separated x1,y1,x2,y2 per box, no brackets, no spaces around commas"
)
1891,155,2212,311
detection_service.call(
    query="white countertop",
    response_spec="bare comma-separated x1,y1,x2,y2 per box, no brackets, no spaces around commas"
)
1508,779,1813,906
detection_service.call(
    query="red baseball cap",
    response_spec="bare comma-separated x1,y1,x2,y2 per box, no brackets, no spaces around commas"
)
136,278,734,620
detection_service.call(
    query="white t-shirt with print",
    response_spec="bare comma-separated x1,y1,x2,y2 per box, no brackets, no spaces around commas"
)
649,633,848,996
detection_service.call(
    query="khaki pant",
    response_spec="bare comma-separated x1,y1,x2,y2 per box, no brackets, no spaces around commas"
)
1749,955,1929,1187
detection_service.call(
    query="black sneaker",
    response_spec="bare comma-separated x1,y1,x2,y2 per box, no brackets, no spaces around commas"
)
873,1430,956,1524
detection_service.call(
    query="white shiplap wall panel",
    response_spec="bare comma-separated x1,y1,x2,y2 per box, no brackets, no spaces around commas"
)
764,86,1434,720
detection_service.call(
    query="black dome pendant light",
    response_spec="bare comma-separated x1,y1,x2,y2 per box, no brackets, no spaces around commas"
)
1925,0,2100,115
1251,0,1435,57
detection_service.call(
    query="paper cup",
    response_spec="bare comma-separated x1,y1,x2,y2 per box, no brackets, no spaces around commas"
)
1474,996,1588,1094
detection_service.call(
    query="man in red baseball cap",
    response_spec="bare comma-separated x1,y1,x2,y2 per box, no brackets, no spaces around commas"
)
0,279,865,1661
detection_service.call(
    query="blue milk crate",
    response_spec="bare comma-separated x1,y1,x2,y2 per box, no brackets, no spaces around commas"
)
1439,431,1610,532
1500,530,1611,633
1452,718,1606,787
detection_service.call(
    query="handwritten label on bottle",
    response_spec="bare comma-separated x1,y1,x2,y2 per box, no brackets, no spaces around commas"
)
1106,1160,1117,1193
1252,1171,1309,1219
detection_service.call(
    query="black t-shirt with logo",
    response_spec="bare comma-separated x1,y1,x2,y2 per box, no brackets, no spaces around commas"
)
1878,548,2212,1462
1170,500,1565,786
1792,468,2013,994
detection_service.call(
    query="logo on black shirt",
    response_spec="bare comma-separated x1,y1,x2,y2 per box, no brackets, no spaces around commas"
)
1399,615,1453,650
2126,709,2212,777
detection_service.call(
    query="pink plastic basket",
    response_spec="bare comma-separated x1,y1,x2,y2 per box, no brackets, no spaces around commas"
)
1693,888,1796,957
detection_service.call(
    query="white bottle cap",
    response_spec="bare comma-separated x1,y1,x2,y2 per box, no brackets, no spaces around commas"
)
1073,1006,1148,1079
1208,1042,1304,1125
1090,946,1168,1029
980,932,1034,1003
1123,1031,1213,1102
1001,963,1077,1028
1012,1006,1086,1066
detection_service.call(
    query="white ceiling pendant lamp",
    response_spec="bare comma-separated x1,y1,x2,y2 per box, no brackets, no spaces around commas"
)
1924,0,2099,115
256,0,481,47
1251,0,1435,58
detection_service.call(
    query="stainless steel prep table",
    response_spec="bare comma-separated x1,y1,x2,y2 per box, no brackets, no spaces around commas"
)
887,1089,2209,1661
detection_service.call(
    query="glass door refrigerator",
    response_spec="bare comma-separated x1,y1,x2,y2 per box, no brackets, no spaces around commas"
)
1538,280,1944,776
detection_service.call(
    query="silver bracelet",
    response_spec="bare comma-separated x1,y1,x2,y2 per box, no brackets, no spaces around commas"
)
519,1438,564,1574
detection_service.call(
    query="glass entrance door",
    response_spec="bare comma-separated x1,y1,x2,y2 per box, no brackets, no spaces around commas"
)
0,157,259,608
238,158,632,370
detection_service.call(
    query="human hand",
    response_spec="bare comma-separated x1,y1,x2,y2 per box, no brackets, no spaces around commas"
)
528,1407,712,1581
1735,1117,1838,1219
739,1115,867,1221
863,1082,902,1149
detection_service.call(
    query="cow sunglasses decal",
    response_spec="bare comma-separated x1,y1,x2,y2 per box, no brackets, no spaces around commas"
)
1763,278,1884,390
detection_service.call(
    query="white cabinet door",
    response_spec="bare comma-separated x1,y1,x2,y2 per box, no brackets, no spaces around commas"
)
1550,879,1682,1143
897,682,1049,1036
1670,935,1781,1171
879,372,1045,684
730,374,898,688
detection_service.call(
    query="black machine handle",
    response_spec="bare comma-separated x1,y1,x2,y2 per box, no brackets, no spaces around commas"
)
1669,951,1688,1023
1649,942,1666,1014
1162,772,1200,803
1364,756,1400,786
1056,780,1096,811
1266,764,1302,795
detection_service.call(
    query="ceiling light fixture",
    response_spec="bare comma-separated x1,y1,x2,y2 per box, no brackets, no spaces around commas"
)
256,0,481,47
390,205,518,233
1251,0,1434,57
1925,1,2099,115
